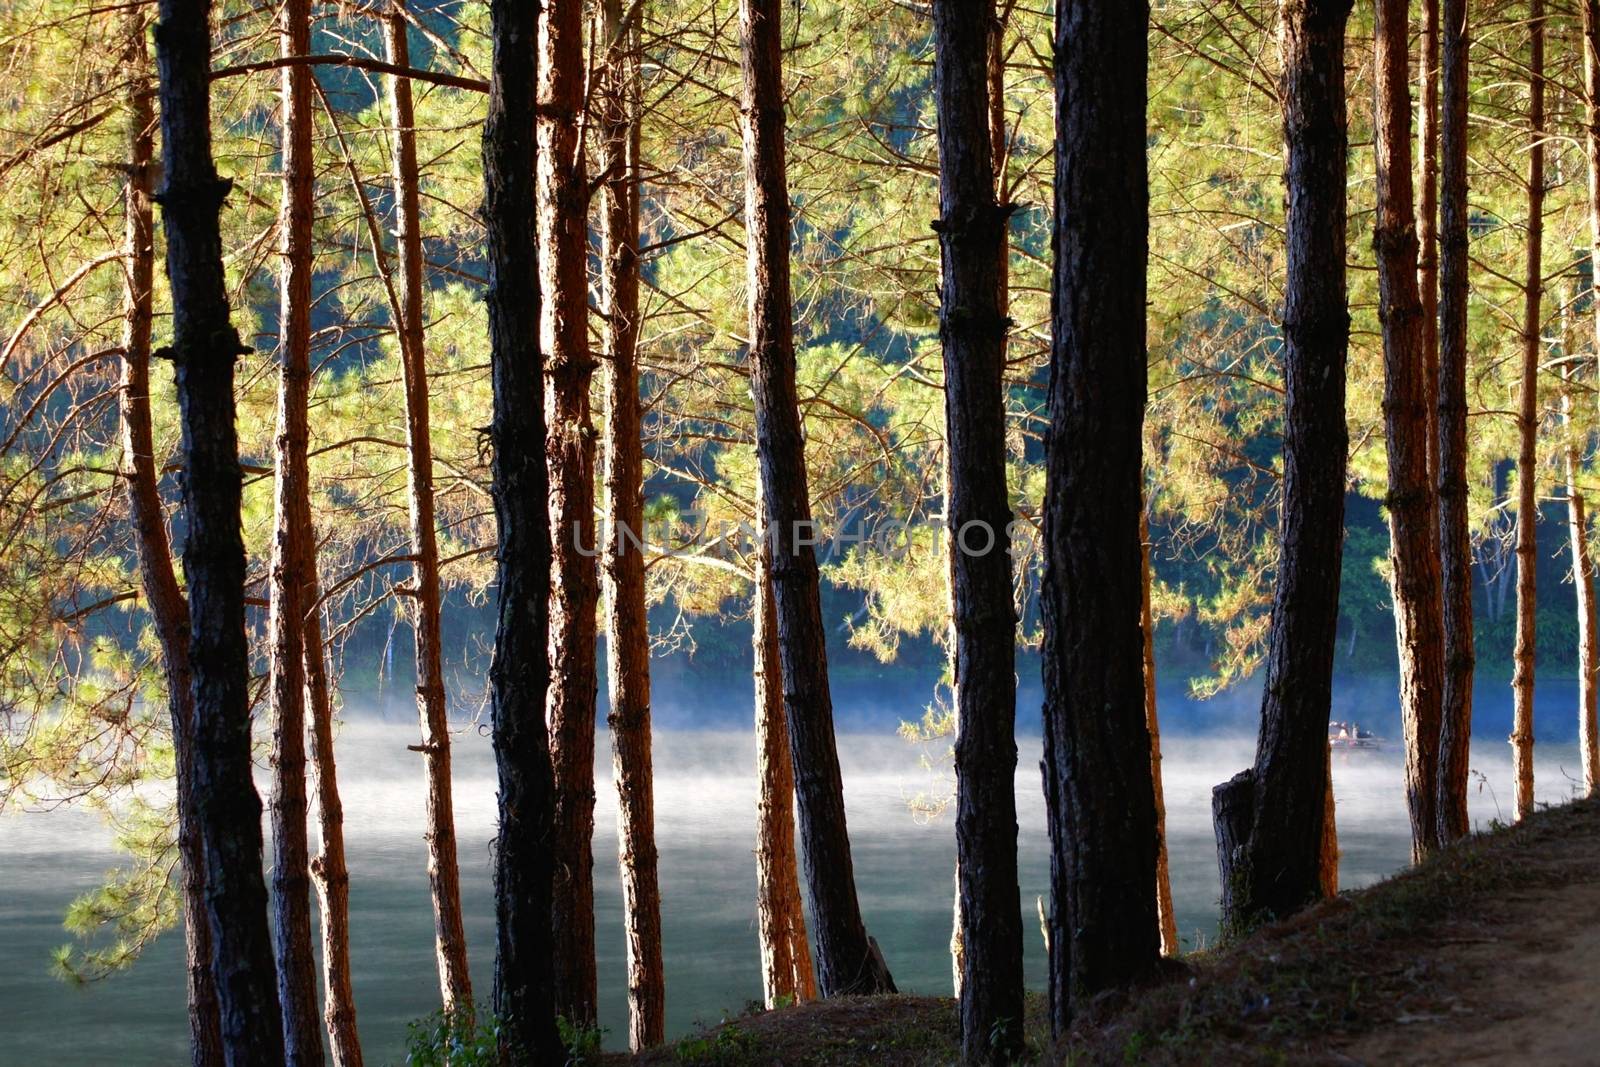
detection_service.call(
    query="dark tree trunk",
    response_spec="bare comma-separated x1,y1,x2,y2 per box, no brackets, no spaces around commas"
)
931,0,1023,1057
117,13,224,1062
1374,0,1446,863
269,0,326,1058
381,6,474,1011
1511,0,1545,823
538,0,601,1026
1040,0,1160,1030
152,1,286,1061
738,0,894,998
753,528,817,1007
483,0,560,1058
598,0,665,1047
1434,0,1475,847
1417,0,1440,487
1212,0,1350,933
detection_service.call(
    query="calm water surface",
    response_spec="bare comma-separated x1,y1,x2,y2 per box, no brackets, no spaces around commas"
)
1,711,1586,1063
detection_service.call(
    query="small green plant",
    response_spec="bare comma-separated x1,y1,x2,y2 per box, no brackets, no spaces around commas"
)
404,1003,501,1067
675,1021,757,1066
557,1015,606,1066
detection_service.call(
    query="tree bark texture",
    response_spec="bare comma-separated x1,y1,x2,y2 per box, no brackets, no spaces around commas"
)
483,0,561,1057
1374,0,1446,863
1040,0,1160,1031
269,0,327,1059
152,1,286,1060
1560,366,1600,798
1583,0,1600,798
738,0,894,998
117,14,224,1062
381,7,474,1013
1213,0,1350,933
599,0,665,1046
1435,0,1475,846
753,513,817,1007
1141,512,1179,957
931,0,1023,1059
1511,0,1544,824
1417,0,1441,487
538,0,601,1026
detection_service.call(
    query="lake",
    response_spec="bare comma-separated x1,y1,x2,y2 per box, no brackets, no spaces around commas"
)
1,683,1590,1063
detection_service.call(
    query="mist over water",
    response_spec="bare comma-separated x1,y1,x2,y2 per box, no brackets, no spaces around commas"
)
2,675,1591,1062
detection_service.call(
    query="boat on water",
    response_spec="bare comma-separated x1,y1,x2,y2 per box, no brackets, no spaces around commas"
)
1329,720,1384,751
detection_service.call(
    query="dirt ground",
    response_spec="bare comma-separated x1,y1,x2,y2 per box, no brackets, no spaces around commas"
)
1338,816,1600,1066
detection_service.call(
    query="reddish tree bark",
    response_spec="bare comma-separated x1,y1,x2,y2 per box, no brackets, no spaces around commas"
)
381,6,473,1011
1374,0,1446,862
599,0,665,1046
538,0,601,1025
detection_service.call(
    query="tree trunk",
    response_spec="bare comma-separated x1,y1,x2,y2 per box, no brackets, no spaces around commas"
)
483,0,561,1057
275,6,363,1062
1374,0,1446,863
269,0,327,1059
381,7,474,1012
1561,366,1600,798
1041,0,1160,1030
931,0,1023,1058
738,0,895,998
753,517,817,1007
1417,0,1440,487
1212,0,1350,934
1435,0,1475,847
1511,0,1544,824
1141,513,1179,957
152,0,286,1060
538,0,601,1026
949,1,1014,1006
1579,0,1600,799
1321,744,1339,896
117,14,224,1063
599,0,665,1047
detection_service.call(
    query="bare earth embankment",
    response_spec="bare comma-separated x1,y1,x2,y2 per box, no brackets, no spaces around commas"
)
615,797,1600,1065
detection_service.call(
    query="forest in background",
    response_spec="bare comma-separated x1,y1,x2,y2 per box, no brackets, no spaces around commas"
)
4,0,1600,1062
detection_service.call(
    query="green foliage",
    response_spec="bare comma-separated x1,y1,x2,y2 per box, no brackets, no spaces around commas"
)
404,1004,501,1067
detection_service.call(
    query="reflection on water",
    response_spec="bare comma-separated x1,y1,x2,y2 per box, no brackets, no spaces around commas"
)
0,719,1587,1062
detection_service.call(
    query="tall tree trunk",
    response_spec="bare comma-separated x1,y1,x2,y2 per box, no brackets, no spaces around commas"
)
753,519,817,1007
538,0,601,1026
483,0,560,1057
275,6,361,1063
151,0,286,1060
1511,0,1545,824
1435,0,1475,846
1041,0,1160,1029
269,0,327,1059
118,14,224,1063
931,0,1023,1057
1212,0,1350,933
1561,362,1600,799
1579,0,1600,799
381,6,473,1011
1417,0,1441,487
1375,0,1446,863
598,0,664,1048
738,0,895,998
1140,512,1179,957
